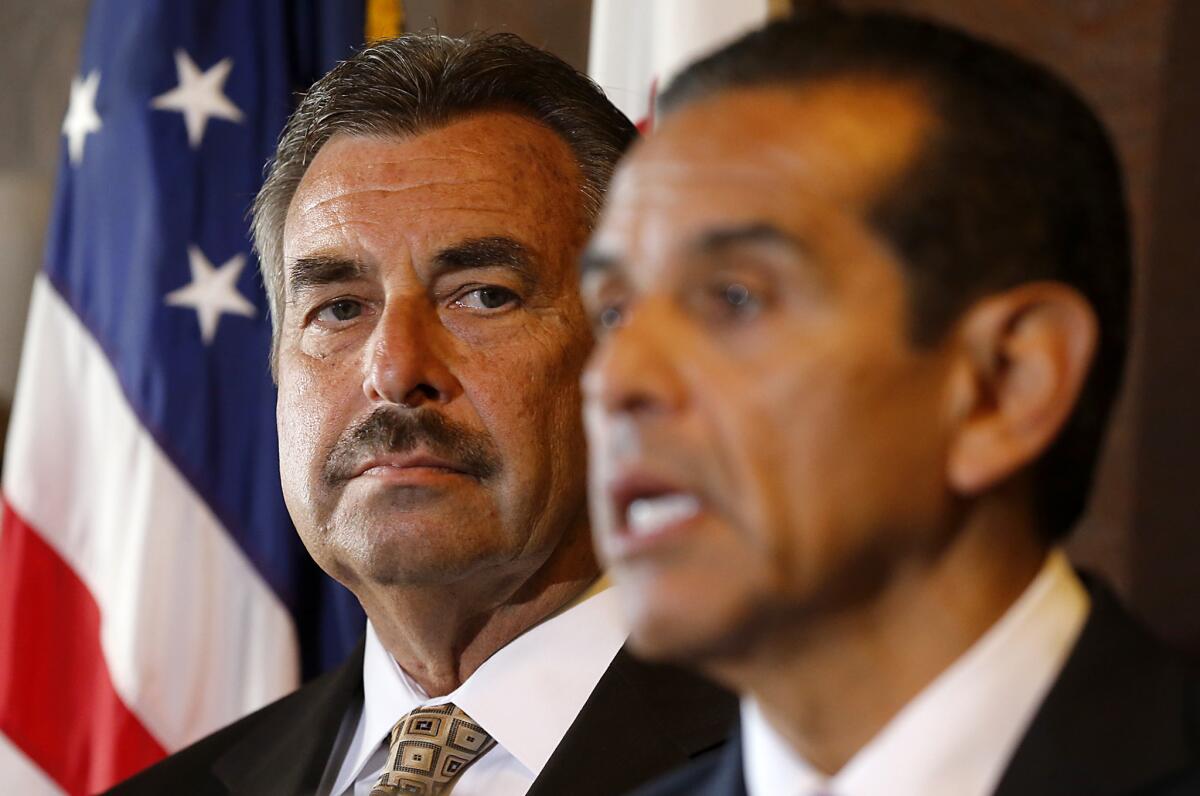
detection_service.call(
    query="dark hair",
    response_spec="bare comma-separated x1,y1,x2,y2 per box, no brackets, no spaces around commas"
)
661,10,1132,540
253,32,637,370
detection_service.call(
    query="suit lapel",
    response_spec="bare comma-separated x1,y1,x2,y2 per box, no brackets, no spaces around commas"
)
993,579,1198,796
529,647,737,796
212,639,365,796
698,734,748,796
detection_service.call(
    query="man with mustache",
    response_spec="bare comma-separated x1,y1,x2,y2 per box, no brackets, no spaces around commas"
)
582,9,1200,796
109,33,734,796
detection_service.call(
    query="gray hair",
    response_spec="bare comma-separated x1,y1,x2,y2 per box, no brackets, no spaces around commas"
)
252,32,637,375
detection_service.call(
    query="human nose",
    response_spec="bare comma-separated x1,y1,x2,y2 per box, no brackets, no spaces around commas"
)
362,299,462,408
582,298,688,418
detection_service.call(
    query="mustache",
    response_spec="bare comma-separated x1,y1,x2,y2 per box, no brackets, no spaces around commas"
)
322,407,502,485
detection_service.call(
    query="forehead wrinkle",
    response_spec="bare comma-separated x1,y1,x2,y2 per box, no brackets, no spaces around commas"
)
368,148,492,161
300,146,541,191
291,177,516,217
315,134,515,167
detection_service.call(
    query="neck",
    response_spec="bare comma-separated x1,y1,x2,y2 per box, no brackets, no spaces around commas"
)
717,492,1048,775
359,519,599,697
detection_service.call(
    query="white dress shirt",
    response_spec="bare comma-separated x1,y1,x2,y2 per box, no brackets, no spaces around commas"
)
743,550,1090,796
321,580,628,796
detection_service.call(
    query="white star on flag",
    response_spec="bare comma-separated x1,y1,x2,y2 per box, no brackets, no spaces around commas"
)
166,245,257,344
62,70,102,165
151,49,244,148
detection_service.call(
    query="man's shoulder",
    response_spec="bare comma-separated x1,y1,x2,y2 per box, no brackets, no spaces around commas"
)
628,575,1200,796
995,575,1200,795
530,646,738,796
628,736,743,796
103,645,364,795
1054,574,1200,720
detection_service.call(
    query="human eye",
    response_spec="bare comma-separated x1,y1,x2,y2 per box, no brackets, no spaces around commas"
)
589,299,628,336
697,276,768,323
581,275,630,336
452,285,521,312
312,298,364,325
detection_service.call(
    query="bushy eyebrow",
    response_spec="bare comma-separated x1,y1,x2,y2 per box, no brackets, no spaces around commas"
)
285,236,539,303
579,247,620,278
432,235,539,291
285,255,367,303
690,222,809,256
578,223,807,280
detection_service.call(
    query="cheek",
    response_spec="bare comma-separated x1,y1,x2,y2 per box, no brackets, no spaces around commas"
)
703,342,948,583
536,326,592,468
460,319,592,544
277,360,356,483
686,345,892,545
299,324,373,361
471,313,591,444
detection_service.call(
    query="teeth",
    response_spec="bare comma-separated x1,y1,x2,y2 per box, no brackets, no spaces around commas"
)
627,494,701,538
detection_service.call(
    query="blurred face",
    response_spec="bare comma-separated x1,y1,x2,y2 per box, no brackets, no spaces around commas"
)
583,81,961,662
278,114,594,594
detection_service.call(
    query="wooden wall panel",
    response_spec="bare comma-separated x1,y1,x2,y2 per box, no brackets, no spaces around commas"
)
402,0,592,72
1130,0,1200,653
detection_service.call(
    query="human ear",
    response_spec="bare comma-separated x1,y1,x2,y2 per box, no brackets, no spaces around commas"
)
944,282,1098,496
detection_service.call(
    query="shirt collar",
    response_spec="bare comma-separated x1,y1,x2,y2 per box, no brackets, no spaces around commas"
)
356,577,627,781
743,550,1090,796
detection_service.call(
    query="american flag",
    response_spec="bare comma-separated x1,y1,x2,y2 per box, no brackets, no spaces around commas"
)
0,2,377,793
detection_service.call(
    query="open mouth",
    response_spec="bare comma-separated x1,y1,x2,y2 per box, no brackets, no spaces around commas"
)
626,493,703,538
609,471,705,545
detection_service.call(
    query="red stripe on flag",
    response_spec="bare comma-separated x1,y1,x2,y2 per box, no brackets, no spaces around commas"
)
0,497,166,795
636,77,659,133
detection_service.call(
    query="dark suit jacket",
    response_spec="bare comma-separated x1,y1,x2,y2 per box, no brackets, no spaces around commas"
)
104,643,737,796
633,581,1200,796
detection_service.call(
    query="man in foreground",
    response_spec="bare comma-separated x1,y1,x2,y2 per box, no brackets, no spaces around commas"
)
582,10,1200,796
109,33,734,796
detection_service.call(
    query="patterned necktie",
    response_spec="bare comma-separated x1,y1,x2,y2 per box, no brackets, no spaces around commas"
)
369,703,497,796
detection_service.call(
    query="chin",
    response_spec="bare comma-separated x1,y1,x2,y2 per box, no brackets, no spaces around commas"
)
626,615,711,662
318,516,511,589
617,573,754,669
360,544,512,587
